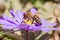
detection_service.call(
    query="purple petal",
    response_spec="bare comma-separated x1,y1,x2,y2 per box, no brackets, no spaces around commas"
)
0,19,15,25
19,24,29,30
0,16,3,19
30,8,37,14
29,25,50,32
40,28,60,32
40,18,57,27
2,25,18,30
41,18,57,27
40,18,51,27
10,10,22,24
48,23,57,26
41,28,51,32
6,20,18,25
10,9,15,17
28,25,35,30
29,25,41,31
16,10,24,23
19,24,44,31
29,27,39,31
3,14,19,25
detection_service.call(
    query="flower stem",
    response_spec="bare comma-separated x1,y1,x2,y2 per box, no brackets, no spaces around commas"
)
26,30,29,40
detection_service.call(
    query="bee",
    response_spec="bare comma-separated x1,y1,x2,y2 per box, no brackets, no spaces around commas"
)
23,9,42,25
23,12,33,25
23,12,32,20
32,15,42,26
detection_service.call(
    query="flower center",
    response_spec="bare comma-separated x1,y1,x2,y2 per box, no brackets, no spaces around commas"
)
24,19,32,25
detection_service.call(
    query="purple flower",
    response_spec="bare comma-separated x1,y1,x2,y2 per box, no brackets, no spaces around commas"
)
0,8,57,32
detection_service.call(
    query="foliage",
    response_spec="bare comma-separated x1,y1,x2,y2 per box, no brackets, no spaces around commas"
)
0,32,16,40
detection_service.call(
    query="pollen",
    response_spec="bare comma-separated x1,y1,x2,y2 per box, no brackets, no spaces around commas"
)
25,20,32,25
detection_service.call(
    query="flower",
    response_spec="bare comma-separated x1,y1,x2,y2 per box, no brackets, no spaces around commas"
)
0,8,57,32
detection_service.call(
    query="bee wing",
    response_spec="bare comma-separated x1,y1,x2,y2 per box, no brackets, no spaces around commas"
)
30,8,37,15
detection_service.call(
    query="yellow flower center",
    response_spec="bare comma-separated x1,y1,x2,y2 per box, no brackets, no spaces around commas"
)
24,20,32,25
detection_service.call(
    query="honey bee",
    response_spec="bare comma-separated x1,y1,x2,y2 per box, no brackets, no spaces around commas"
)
23,12,33,25
23,9,42,26
23,12,32,20
32,15,42,26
